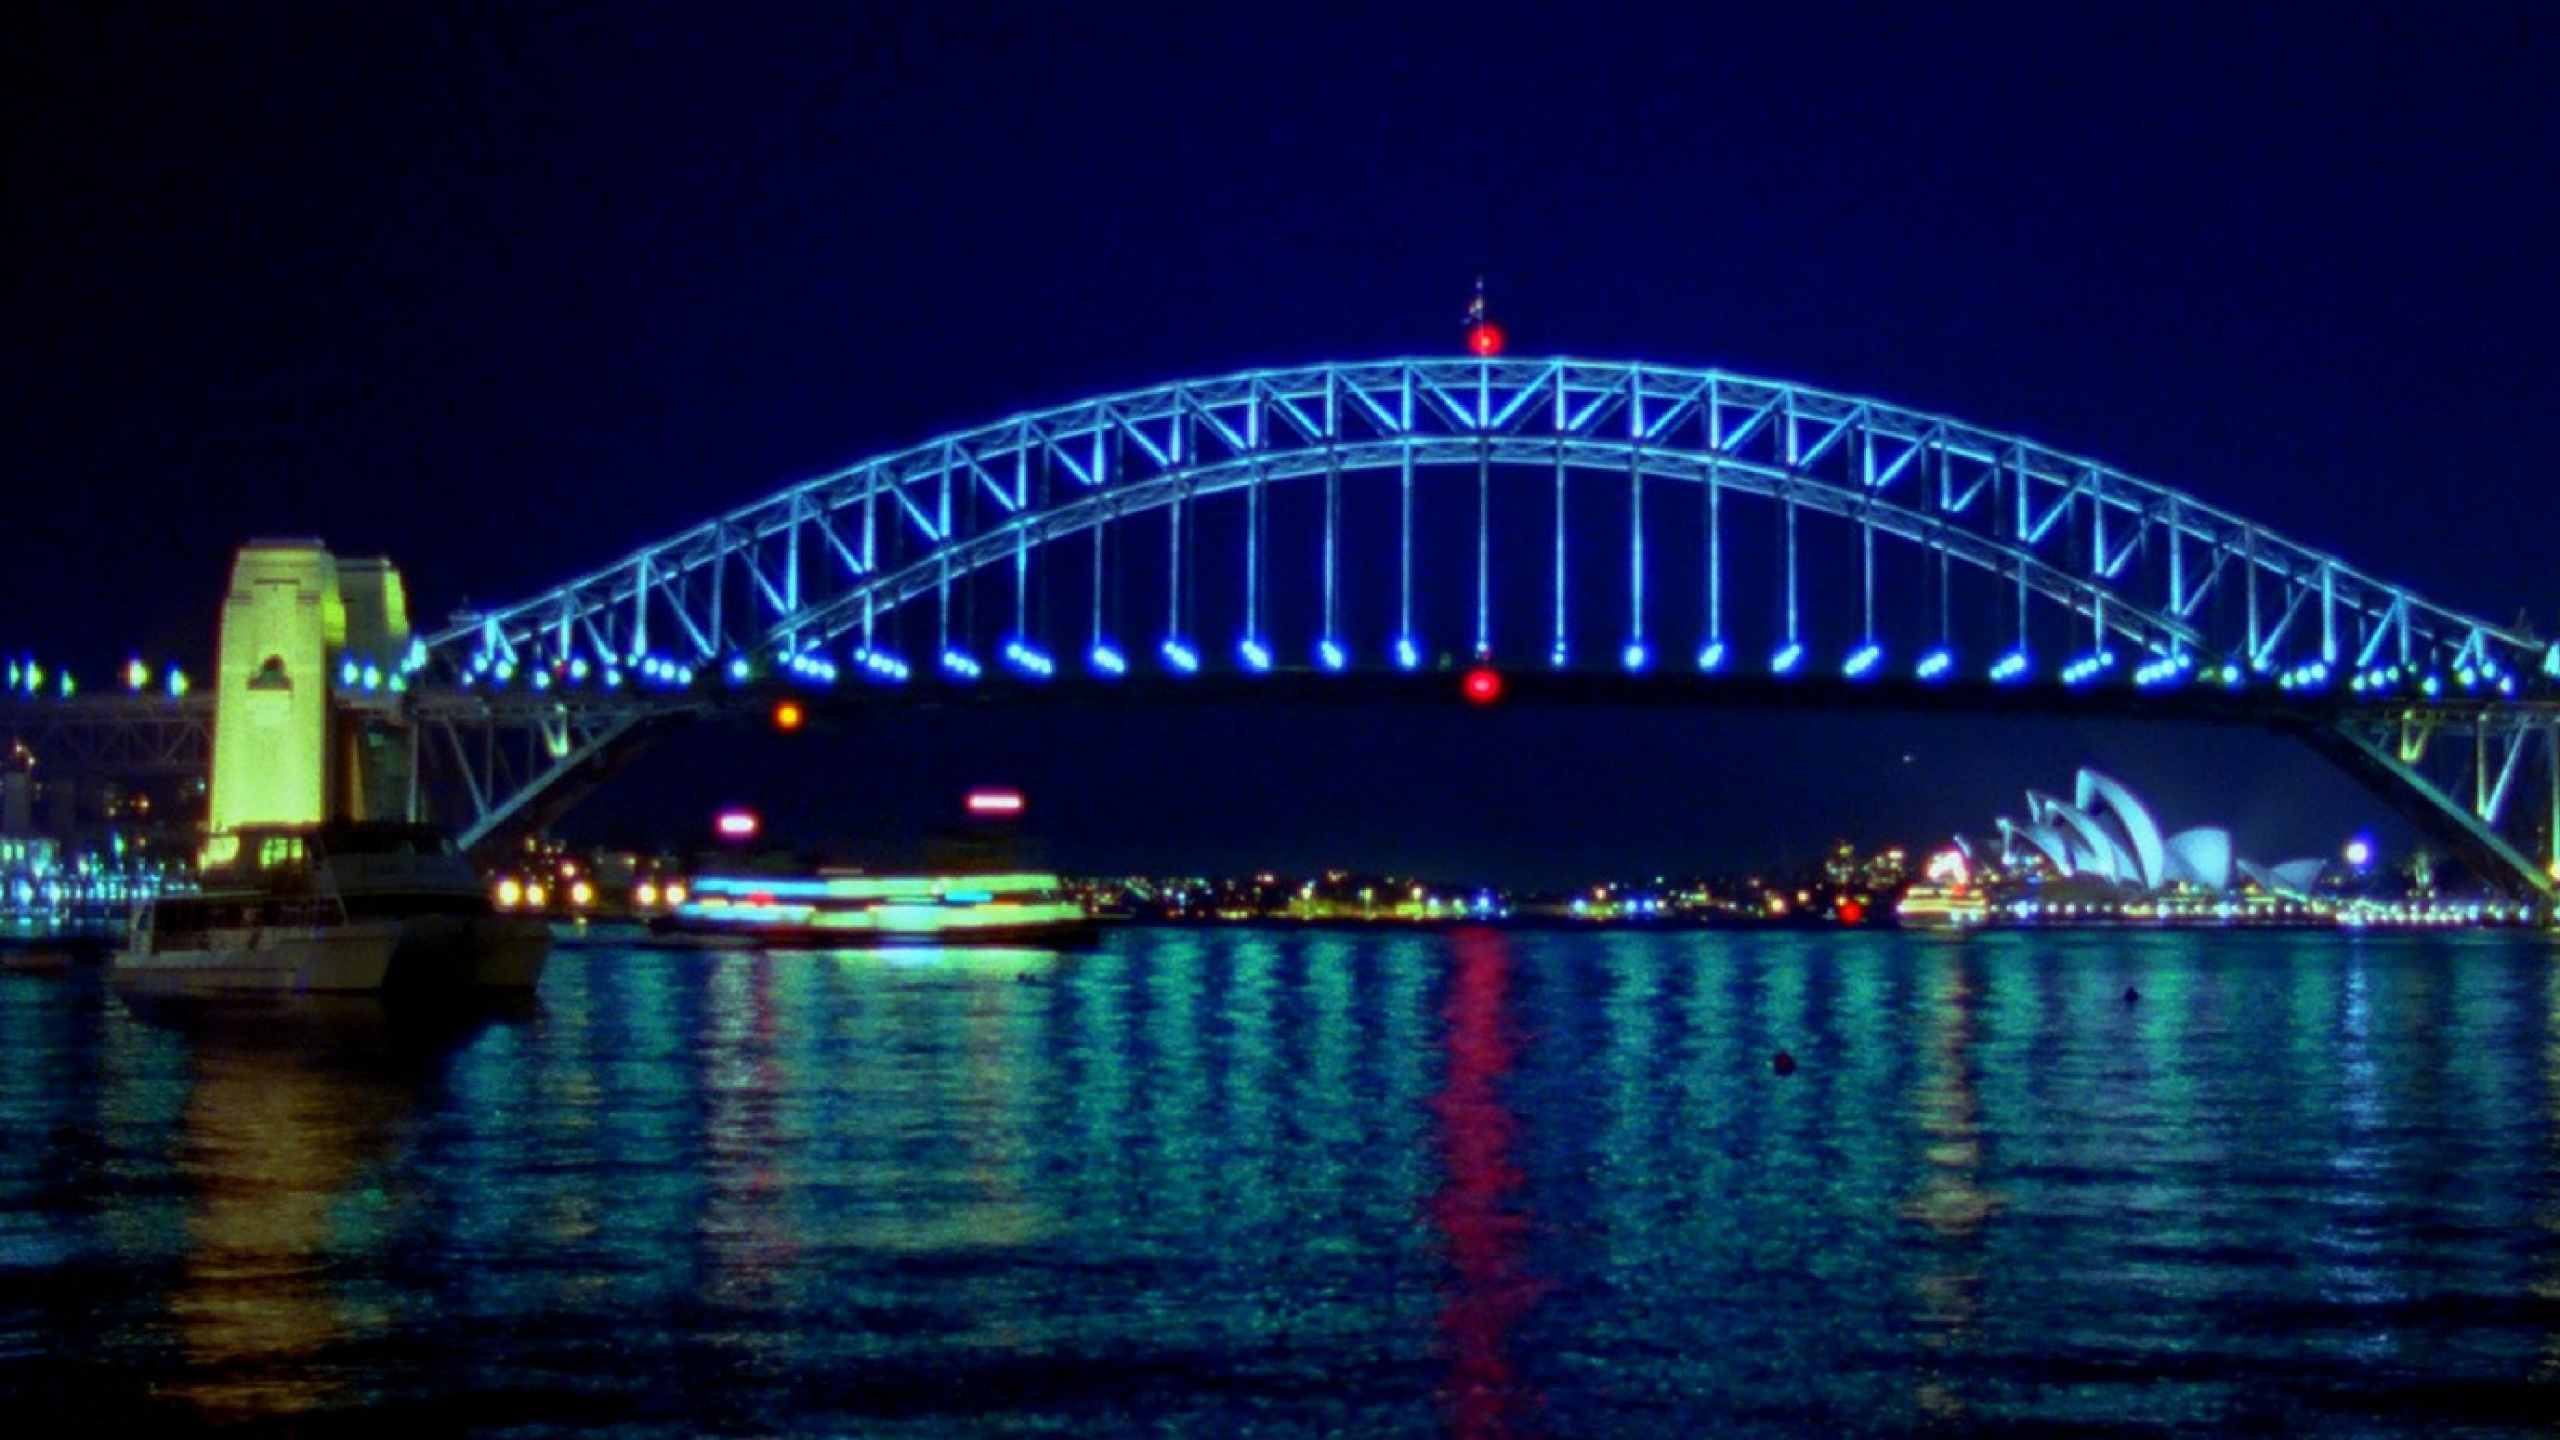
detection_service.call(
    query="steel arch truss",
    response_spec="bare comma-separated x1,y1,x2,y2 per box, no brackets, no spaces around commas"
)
428,359,2554,691
413,357,2560,899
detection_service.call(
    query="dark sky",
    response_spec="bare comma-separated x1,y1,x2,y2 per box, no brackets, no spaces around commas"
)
5,2,2556,885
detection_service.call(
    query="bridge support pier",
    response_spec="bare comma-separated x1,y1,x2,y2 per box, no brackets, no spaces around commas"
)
206,540,413,849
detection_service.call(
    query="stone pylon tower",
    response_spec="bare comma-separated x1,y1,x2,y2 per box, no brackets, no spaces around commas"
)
206,540,414,840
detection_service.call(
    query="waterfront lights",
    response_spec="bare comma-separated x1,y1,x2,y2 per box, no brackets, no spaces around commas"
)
1622,641,1649,672
940,649,982,680
1088,643,1127,676
1239,638,1272,672
1002,640,1055,677
1989,649,2029,683
1318,638,1347,672
1697,641,1726,673
1161,639,1199,673
1771,642,1803,675
1395,636,1421,671
1843,642,1881,679
1916,648,1953,681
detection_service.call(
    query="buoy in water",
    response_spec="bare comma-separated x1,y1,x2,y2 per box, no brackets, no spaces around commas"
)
1772,1050,1797,1077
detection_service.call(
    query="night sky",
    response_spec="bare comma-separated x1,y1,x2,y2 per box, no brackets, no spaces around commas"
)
6,2,2556,885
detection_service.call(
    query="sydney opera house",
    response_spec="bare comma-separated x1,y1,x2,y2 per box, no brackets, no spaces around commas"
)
1967,768,2326,899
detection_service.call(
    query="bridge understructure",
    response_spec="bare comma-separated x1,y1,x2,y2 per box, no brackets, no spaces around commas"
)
12,359,2559,904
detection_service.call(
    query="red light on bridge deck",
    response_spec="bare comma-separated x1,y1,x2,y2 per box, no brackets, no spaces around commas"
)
1466,321,1505,357
966,788,1026,817
714,809,760,840
1462,667,1503,704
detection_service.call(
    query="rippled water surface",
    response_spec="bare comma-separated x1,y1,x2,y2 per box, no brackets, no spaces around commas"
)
5,927,2560,1436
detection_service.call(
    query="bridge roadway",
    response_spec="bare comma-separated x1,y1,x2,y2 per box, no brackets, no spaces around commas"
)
7,672,2548,908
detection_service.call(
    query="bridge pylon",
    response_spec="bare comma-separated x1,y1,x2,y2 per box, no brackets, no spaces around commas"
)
206,540,414,848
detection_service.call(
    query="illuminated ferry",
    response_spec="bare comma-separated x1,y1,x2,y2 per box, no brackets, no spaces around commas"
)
114,822,550,994
1894,849,1990,931
650,867,1097,947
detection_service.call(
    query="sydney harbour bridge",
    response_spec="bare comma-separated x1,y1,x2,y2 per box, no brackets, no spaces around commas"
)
8,356,2559,905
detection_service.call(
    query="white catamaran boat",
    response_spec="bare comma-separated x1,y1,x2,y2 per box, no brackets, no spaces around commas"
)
114,822,550,994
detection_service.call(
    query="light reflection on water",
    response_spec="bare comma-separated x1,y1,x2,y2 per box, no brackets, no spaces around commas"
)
0,929,2556,1434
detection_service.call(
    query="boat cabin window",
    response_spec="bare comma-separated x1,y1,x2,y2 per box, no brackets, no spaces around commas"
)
316,822,457,857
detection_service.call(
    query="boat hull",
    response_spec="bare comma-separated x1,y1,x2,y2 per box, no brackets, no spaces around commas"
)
112,921,405,994
115,915,551,995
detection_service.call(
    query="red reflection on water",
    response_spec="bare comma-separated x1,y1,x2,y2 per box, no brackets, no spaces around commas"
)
1429,926,1548,1439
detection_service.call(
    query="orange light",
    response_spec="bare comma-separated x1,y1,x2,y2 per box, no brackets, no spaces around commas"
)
1462,666,1503,704
773,700,804,731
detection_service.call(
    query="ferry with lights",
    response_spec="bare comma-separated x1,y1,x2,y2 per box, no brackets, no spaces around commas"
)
649,867,1098,947
1894,849,1991,931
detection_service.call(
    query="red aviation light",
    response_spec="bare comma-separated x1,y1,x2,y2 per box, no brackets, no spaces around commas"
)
1462,666,1503,705
1466,321,1506,357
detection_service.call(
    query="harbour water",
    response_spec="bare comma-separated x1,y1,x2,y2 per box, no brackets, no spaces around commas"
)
4,927,2559,1435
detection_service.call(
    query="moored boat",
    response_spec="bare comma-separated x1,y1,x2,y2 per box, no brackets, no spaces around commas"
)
113,821,549,994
